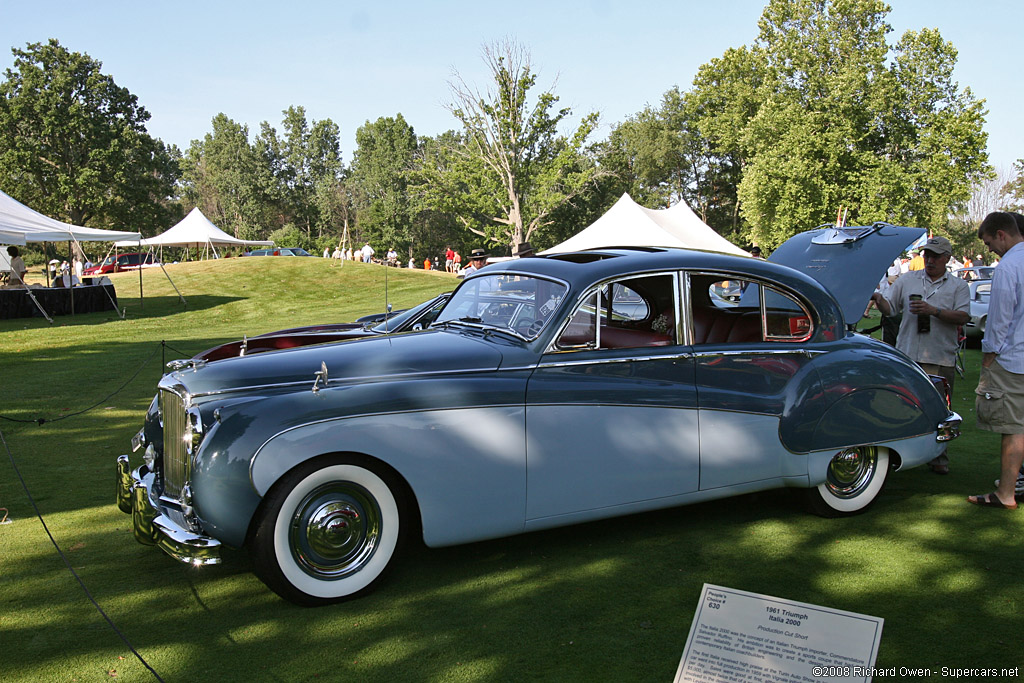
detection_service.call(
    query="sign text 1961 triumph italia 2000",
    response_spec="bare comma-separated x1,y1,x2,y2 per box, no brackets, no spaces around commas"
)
117,223,960,605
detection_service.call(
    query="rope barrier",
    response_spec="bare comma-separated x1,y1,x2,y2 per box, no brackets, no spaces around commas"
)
1,426,165,681
0,338,204,680
0,340,192,425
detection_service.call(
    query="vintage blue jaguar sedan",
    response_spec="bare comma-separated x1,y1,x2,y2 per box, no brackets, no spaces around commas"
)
117,223,961,605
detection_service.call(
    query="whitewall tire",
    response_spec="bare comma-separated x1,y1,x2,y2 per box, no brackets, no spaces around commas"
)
805,446,889,517
251,456,406,606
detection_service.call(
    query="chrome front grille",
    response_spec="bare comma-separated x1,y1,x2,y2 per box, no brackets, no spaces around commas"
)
160,389,189,498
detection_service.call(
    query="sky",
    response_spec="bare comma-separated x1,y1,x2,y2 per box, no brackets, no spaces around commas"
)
1,0,1021,173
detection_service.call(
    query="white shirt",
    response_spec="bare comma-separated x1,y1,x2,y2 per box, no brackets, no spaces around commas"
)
982,241,1024,373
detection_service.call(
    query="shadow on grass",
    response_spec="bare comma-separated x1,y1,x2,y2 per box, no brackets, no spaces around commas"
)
2,338,1023,680
1,480,1022,681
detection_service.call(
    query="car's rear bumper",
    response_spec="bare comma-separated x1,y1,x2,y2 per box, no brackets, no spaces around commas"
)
116,455,221,566
937,411,962,443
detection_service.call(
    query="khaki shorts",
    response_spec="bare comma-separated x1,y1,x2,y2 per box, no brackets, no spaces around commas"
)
976,361,1024,434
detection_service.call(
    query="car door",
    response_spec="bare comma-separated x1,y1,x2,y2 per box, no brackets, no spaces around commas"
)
689,272,820,490
524,272,700,522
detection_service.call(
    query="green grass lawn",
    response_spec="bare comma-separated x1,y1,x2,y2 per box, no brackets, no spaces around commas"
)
1,259,1022,682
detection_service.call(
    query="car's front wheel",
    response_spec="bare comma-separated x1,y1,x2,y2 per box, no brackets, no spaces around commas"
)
804,446,889,517
251,455,406,606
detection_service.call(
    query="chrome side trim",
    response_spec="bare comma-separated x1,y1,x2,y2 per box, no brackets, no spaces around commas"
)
178,364,504,400
937,411,962,442
536,352,693,369
693,349,826,359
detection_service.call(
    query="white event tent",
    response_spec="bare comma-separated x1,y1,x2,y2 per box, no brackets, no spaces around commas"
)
0,188,142,245
116,207,272,259
1,188,143,322
542,193,748,256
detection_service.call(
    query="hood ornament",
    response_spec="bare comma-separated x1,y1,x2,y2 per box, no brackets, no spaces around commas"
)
312,361,328,394
166,358,207,373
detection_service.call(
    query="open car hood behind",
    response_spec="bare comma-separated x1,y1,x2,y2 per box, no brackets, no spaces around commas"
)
768,223,926,327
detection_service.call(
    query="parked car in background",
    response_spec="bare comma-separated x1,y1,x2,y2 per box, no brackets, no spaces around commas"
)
955,266,994,281
244,247,313,257
193,293,451,362
964,279,991,340
117,224,960,605
83,252,158,275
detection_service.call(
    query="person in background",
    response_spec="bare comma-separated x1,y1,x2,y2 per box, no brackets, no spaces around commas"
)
461,248,489,276
749,245,764,259
361,243,375,263
6,246,27,285
323,247,330,258
513,242,536,258
871,236,970,474
968,212,1024,508
445,246,454,273
452,251,461,272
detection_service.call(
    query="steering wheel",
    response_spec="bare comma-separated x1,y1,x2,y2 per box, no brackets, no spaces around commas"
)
515,318,545,337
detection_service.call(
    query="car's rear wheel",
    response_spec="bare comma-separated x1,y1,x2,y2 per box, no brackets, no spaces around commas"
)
804,446,889,517
251,455,406,606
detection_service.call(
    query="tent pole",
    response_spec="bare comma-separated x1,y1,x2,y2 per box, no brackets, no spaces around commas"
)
68,240,75,316
138,241,144,309
19,284,54,323
158,262,186,307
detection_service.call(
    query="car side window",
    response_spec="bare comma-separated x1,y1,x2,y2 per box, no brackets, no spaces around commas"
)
556,274,676,350
690,275,812,344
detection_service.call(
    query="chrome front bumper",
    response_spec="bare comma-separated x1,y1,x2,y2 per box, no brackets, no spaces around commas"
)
937,411,962,443
116,455,221,566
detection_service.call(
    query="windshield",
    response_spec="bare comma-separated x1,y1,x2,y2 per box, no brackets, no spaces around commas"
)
433,274,568,340
371,294,449,333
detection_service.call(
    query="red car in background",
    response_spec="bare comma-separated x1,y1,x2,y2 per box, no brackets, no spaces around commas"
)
83,252,158,275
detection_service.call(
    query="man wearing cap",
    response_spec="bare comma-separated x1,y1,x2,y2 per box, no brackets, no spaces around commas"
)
871,235,970,474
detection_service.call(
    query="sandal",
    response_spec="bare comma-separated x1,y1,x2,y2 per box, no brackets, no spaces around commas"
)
967,493,1018,510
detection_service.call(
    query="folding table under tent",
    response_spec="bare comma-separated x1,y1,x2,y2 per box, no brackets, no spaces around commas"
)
0,189,142,322
542,193,749,257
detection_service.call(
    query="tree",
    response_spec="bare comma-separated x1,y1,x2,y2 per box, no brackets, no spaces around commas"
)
179,114,276,240
427,40,603,252
350,114,418,252
1003,160,1024,212
258,106,343,238
689,0,990,249
0,39,179,233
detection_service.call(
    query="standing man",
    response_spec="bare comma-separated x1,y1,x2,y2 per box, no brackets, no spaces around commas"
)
871,236,970,474
360,242,375,263
968,212,1024,509
6,246,28,285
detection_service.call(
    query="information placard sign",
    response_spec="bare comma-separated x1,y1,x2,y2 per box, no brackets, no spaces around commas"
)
674,584,884,682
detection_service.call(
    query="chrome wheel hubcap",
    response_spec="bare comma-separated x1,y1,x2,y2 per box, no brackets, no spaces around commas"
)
290,483,381,579
825,447,877,499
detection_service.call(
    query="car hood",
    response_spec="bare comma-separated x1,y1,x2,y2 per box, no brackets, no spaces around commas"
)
768,223,926,326
166,329,506,397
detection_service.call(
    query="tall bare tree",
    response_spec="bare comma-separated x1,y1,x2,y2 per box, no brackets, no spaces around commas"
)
423,39,602,252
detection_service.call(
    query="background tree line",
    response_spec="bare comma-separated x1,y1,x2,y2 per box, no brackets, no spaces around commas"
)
2,1,1020,266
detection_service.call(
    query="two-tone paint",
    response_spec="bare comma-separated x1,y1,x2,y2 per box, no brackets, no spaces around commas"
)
118,241,960,603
